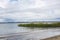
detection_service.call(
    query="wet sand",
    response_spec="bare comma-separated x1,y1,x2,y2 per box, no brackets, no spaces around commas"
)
42,35,60,40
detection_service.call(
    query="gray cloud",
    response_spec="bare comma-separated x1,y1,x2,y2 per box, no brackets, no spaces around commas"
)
0,0,60,22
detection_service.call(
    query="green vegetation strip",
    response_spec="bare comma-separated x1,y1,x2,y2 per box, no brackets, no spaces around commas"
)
18,22,60,28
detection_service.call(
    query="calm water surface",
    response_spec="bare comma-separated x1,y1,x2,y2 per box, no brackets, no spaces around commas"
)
0,23,60,40
0,23,34,35
0,23,60,35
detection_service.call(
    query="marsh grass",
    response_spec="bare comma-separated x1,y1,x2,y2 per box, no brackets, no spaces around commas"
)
18,22,60,28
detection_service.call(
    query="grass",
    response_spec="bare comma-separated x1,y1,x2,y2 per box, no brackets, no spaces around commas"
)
18,22,60,28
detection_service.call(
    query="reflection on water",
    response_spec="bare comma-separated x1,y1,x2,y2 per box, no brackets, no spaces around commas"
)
0,23,35,35
0,23,60,36
0,23,60,40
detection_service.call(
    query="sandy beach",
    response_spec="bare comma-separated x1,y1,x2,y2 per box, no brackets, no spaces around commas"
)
42,35,60,40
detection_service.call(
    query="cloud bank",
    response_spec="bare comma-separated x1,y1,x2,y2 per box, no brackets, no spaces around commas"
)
0,0,60,22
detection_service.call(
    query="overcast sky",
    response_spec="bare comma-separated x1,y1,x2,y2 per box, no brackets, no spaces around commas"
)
0,0,60,22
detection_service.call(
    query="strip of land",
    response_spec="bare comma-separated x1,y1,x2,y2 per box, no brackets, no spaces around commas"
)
42,35,60,40
18,22,60,28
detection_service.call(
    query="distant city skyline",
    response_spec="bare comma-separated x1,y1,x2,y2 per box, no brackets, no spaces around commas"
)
0,0,60,22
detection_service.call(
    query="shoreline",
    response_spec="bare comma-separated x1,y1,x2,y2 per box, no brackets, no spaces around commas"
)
0,28,60,40
42,35,60,40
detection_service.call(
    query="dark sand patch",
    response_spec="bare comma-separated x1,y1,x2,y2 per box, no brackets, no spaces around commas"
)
42,35,60,40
